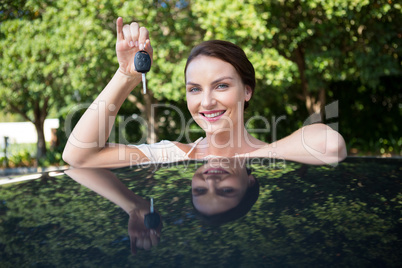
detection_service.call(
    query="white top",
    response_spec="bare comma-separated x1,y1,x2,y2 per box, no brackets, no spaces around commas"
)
128,137,204,163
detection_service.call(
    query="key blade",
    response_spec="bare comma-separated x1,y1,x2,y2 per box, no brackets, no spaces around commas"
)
150,197,154,213
142,73,146,94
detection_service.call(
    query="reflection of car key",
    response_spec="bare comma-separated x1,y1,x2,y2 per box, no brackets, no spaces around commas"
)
144,198,161,229
134,49,151,94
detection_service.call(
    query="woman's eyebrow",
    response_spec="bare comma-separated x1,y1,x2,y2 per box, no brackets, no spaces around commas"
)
211,76,234,84
186,76,234,86
217,192,240,198
186,81,200,86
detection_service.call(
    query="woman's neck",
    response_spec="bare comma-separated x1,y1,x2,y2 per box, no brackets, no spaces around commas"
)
200,126,264,157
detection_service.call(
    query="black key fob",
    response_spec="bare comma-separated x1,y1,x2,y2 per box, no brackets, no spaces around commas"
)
134,50,151,73
144,213,161,229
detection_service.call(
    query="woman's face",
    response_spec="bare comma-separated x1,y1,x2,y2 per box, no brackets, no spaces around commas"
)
192,158,254,215
185,56,252,135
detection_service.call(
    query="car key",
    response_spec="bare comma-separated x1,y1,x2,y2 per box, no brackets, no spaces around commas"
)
134,48,151,94
144,197,161,229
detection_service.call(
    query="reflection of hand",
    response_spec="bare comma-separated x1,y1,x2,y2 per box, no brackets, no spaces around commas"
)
128,199,162,255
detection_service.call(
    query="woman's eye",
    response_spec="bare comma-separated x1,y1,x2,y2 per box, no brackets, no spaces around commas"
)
189,87,201,93
193,187,207,194
216,84,228,89
221,188,234,193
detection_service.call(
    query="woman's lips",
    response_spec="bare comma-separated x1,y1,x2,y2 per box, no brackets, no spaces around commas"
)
200,110,226,122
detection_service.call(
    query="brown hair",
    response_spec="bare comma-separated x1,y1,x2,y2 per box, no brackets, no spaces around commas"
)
192,168,259,226
184,40,256,110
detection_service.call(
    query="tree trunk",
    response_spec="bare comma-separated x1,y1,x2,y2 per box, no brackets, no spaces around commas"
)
144,91,158,144
294,46,326,121
34,120,47,161
127,91,159,144
33,97,49,165
8,96,50,165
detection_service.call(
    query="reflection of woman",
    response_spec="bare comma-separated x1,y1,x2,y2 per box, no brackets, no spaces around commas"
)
64,169,162,255
192,158,259,226
63,17,346,168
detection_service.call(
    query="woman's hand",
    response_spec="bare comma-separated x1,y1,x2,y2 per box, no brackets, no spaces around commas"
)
115,17,153,77
128,198,162,255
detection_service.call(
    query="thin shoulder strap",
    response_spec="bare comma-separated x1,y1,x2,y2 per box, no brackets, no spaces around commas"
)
184,137,203,157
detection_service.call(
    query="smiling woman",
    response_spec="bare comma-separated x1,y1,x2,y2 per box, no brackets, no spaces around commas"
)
62,17,347,168
185,55,254,151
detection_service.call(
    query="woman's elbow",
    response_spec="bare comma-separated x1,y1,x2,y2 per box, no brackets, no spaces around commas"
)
325,128,347,162
302,124,347,164
62,149,76,167
62,146,86,168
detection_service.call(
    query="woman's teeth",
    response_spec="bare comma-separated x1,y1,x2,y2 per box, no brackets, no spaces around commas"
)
204,169,228,174
207,170,225,174
203,111,225,118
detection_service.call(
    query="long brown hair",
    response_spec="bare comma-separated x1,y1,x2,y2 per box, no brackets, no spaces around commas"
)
184,40,256,109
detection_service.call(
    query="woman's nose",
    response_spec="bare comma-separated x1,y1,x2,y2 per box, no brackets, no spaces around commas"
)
204,178,217,193
201,91,216,109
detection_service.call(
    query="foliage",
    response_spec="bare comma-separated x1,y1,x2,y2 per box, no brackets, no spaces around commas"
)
0,0,117,160
0,0,401,162
191,0,401,151
0,149,34,168
0,142,65,168
1,143,35,168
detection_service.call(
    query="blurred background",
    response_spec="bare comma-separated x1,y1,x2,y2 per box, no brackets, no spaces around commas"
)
0,0,401,169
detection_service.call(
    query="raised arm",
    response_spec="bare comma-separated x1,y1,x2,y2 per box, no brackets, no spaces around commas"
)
63,18,151,168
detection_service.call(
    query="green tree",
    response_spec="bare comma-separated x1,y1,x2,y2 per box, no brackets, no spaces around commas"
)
0,0,206,161
192,0,401,117
1,0,400,161
0,0,117,161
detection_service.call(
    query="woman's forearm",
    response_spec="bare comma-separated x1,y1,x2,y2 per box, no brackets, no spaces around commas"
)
65,168,140,214
249,123,347,165
274,123,347,164
63,70,141,166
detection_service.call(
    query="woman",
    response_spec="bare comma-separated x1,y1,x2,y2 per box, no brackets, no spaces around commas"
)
63,17,346,168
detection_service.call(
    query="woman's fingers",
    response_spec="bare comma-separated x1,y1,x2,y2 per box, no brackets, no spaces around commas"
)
150,231,160,246
139,27,150,50
117,18,150,51
122,22,139,48
130,235,137,255
136,236,144,248
142,237,151,250
116,17,124,42
129,22,140,47
144,39,153,55
115,17,152,77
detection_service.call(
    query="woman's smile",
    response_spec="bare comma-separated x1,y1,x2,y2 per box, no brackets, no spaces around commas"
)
186,55,251,133
200,110,226,121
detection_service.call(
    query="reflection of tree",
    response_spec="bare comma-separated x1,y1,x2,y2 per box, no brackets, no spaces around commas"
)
0,174,130,267
0,159,401,267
